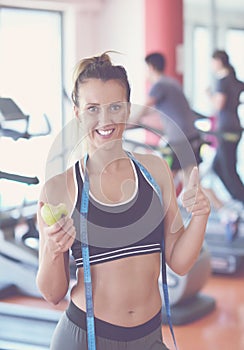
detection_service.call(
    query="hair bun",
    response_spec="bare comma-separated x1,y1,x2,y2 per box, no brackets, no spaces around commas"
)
96,52,112,65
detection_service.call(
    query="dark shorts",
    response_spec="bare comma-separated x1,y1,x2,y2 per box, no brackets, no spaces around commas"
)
50,300,170,350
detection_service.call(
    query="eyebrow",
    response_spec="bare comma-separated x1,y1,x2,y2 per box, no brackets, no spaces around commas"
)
85,103,100,106
85,101,124,106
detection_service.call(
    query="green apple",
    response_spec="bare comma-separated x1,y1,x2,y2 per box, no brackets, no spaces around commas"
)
41,203,68,226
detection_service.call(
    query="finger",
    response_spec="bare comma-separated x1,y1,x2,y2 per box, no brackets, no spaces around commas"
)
46,216,68,234
50,218,74,242
182,188,206,203
192,207,211,216
186,166,199,190
60,217,74,236
58,237,74,252
183,197,198,209
181,188,197,201
59,226,76,247
187,196,210,214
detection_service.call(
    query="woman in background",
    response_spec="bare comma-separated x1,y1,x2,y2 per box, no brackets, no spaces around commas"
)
208,49,244,204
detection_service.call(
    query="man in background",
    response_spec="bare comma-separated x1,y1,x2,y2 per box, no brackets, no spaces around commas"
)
131,52,202,192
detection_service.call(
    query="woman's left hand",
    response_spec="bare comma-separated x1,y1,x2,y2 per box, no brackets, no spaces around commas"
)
181,167,211,217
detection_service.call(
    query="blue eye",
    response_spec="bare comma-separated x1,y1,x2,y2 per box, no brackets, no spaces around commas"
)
110,103,122,112
87,105,100,114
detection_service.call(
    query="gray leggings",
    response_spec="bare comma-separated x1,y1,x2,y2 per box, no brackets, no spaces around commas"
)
50,301,170,350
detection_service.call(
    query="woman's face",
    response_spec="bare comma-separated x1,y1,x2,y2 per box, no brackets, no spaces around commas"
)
75,78,130,152
211,57,223,73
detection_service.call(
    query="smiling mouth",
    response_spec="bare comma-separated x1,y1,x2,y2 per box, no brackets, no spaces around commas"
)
96,128,115,136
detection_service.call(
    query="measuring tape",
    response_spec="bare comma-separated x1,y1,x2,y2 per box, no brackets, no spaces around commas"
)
80,153,96,350
80,152,178,350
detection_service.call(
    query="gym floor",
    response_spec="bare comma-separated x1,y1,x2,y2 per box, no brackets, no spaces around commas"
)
2,262,244,350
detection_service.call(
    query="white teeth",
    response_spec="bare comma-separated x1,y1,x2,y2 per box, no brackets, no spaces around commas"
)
97,129,113,136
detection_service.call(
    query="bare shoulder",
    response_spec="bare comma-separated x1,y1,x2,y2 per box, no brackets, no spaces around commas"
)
131,152,173,190
39,166,75,214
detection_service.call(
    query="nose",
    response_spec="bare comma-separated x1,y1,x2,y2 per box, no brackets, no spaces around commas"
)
98,105,112,126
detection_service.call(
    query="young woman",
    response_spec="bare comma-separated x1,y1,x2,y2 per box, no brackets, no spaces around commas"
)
208,49,244,203
36,52,210,350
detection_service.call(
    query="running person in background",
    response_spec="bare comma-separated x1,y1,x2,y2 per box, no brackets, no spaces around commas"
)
36,52,210,350
207,49,244,206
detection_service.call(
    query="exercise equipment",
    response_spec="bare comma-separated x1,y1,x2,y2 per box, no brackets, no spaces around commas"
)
0,97,75,349
195,117,244,274
0,172,41,298
0,97,51,140
204,212,244,274
0,97,52,298
0,301,62,349
160,245,216,325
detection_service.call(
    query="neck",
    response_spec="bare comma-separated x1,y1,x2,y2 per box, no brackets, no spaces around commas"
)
85,143,129,174
152,71,164,83
216,67,229,78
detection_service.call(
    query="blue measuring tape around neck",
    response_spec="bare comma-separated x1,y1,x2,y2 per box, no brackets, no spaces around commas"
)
80,152,178,350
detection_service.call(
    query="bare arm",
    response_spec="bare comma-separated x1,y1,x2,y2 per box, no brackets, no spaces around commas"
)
212,92,226,111
207,88,226,112
165,167,210,275
135,154,210,275
36,171,76,304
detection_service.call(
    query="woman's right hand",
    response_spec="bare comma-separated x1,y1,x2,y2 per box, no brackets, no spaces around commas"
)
42,215,76,256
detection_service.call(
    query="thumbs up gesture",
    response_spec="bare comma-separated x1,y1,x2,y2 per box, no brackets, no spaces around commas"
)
181,167,210,216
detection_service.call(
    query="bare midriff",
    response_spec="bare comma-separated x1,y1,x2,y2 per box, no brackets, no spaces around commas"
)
71,252,162,326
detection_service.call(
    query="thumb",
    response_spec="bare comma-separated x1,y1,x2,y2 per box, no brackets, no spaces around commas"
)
38,201,49,227
39,201,45,209
186,166,199,189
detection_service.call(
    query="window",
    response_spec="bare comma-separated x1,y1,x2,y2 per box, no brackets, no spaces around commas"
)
0,7,63,209
226,29,244,81
226,28,244,126
192,26,211,116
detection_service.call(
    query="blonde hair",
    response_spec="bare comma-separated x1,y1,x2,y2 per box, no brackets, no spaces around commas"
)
71,51,131,107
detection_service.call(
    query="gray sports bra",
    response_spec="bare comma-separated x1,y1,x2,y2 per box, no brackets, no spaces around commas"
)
70,159,164,268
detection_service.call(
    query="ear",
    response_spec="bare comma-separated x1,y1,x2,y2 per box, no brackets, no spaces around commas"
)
124,102,131,123
73,105,80,119
127,102,131,117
